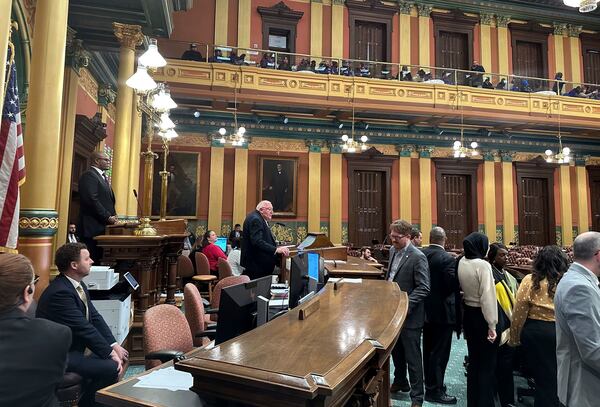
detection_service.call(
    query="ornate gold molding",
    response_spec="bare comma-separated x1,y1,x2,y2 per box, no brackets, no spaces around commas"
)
112,22,143,50
496,15,511,28
79,68,99,103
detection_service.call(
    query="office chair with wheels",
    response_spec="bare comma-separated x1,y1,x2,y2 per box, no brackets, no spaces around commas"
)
207,275,250,322
217,257,234,280
183,283,217,347
176,254,195,291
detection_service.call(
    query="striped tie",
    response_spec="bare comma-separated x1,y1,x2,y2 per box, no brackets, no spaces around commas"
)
76,285,89,320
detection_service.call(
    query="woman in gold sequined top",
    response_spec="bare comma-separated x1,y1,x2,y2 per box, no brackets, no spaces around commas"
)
509,245,568,407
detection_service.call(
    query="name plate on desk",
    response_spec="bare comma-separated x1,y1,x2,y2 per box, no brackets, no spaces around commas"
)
175,280,408,407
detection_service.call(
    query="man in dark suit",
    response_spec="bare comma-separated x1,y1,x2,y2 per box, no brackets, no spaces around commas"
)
387,219,430,407
241,200,289,280
67,222,80,243
422,227,459,404
78,151,117,262
228,223,242,249
37,243,128,407
0,253,71,407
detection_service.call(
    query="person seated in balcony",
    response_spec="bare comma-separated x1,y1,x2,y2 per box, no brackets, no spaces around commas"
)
340,60,353,76
400,66,413,81
565,85,582,97
259,53,275,69
552,72,565,95
208,49,224,63
496,78,507,90
416,69,432,82
316,61,330,74
520,79,533,93
441,71,454,85
357,63,371,77
469,60,485,87
228,50,245,65
309,60,317,72
296,58,310,71
330,60,339,75
482,77,494,89
181,43,205,62
380,65,392,80
277,56,291,71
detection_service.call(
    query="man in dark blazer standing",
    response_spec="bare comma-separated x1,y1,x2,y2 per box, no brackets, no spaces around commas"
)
422,227,459,404
78,151,117,262
0,253,71,407
387,219,430,407
241,200,289,280
37,243,128,407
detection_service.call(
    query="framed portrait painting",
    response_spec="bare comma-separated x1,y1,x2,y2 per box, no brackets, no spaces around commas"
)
259,157,298,217
151,152,200,218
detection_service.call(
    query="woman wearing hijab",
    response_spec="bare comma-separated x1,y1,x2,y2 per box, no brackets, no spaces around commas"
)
458,232,498,407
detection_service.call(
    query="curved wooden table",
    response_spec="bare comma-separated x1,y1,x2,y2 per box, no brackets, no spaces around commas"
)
177,280,408,406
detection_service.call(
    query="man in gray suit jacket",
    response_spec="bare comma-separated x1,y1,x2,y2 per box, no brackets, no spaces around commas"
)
554,231,600,407
386,219,430,407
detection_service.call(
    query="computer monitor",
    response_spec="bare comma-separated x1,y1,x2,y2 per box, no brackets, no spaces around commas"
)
215,237,228,252
289,252,322,309
215,276,272,345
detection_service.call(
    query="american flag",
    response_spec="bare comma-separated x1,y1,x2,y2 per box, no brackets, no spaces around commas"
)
0,47,26,251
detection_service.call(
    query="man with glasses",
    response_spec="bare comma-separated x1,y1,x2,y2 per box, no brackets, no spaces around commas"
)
241,200,290,280
0,253,71,407
387,219,430,407
78,151,117,262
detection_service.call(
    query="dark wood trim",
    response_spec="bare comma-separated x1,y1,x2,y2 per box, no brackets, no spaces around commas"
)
433,158,480,238
581,34,600,84
509,21,551,79
432,10,478,69
346,0,397,62
515,158,557,246
257,1,304,55
587,165,600,232
346,148,397,246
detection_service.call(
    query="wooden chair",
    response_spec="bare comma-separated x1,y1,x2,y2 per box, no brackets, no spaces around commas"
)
217,257,233,280
193,251,218,303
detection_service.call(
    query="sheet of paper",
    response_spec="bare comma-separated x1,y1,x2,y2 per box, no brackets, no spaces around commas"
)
324,260,346,264
132,366,193,391
327,278,362,284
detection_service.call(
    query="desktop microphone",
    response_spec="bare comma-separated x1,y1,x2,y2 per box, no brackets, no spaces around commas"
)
132,189,143,219
275,222,286,227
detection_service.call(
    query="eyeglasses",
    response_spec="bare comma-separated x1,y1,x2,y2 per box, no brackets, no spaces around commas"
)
33,275,40,285
389,233,408,242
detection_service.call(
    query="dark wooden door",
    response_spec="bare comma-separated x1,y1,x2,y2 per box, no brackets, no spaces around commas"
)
588,167,600,232
513,40,544,90
350,170,386,247
437,31,469,70
518,177,551,245
434,159,479,250
354,21,386,62
438,174,472,249
583,48,600,85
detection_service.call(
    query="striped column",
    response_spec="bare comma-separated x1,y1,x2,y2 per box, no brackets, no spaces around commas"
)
331,0,344,59
397,145,412,221
576,159,589,234
232,146,249,227
559,164,573,245
419,147,433,246
483,152,496,242
310,0,323,58
208,144,225,232
398,2,412,65
308,142,322,233
417,4,433,68
568,25,583,84
553,23,567,77
329,144,343,244
501,153,515,246
214,0,229,45
496,15,510,76
479,13,494,76
237,0,251,49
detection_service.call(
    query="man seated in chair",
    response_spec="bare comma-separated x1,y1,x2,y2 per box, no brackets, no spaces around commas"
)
37,243,128,407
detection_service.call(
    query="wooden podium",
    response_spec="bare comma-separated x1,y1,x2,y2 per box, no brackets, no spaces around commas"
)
95,219,187,363
175,280,407,406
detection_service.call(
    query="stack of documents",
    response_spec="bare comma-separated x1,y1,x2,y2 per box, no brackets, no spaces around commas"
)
132,366,193,391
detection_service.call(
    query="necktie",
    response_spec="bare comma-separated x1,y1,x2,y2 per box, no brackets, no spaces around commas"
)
102,173,109,185
387,249,405,282
76,285,89,320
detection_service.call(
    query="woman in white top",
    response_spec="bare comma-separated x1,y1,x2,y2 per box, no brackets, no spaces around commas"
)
457,232,498,407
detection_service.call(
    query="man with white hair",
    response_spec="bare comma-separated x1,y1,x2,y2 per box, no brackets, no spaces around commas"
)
241,201,290,280
554,231,600,407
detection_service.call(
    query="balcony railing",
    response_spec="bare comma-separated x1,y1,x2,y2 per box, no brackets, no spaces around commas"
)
159,40,600,99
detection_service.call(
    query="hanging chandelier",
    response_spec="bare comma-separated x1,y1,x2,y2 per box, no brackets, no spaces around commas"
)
563,0,598,13
544,104,571,163
217,73,246,146
341,82,368,153
452,89,479,158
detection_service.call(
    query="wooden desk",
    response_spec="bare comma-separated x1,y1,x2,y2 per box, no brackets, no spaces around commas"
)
325,256,385,280
177,280,407,406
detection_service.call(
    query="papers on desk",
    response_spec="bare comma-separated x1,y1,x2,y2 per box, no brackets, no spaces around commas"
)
327,278,363,284
132,366,193,391
324,260,346,264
